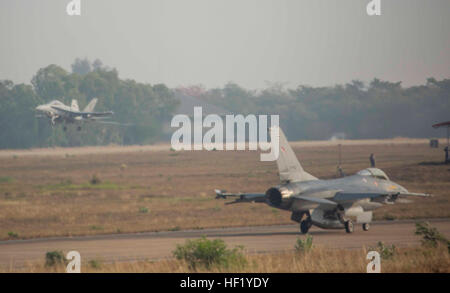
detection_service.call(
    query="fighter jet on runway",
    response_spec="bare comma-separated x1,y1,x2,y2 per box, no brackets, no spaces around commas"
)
215,127,430,234
35,98,114,131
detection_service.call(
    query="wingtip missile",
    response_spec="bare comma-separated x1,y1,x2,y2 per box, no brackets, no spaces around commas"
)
214,189,227,199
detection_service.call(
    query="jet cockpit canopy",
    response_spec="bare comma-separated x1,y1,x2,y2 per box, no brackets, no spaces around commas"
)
356,168,390,180
48,100,65,106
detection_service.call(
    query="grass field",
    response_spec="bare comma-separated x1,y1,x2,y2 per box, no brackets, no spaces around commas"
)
3,244,449,273
0,140,449,240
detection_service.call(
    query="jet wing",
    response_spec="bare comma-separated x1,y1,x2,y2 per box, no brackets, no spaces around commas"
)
292,195,338,206
399,192,430,197
333,192,389,201
214,189,266,204
80,111,114,117
51,105,113,118
50,105,83,116
333,191,430,202
93,121,133,126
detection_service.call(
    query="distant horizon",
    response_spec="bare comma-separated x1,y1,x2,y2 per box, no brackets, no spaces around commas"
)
2,59,448,91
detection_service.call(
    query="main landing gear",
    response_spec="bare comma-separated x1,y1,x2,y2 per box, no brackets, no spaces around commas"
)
337,210,354,234
291,211,313,234
344,220,370,233
62,125,81,131
362,223,370,231
344,220,354,233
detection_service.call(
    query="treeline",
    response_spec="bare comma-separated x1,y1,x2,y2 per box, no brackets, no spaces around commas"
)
194,78,450,141
0,58,178,149
0,58,449,149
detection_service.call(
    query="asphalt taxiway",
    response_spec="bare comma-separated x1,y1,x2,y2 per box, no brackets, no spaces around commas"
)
1,218,449,268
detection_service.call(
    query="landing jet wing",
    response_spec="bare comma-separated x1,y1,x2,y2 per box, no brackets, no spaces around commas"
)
51,105,113,118
214,190,266,204
80,111,114,117
93,120,133,126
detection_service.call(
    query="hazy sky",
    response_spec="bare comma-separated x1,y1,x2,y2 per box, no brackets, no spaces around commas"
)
1,0,449,89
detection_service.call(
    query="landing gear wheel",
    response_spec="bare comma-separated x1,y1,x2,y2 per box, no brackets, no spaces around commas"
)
77,126,81,131
362,223,370,231
345,220,354,233
300,219,312,234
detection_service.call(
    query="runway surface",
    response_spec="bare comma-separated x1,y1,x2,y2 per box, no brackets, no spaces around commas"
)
1,218,449,268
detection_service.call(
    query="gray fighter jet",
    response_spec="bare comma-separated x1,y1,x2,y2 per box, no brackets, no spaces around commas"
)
35,98,114,131
215,127,430,234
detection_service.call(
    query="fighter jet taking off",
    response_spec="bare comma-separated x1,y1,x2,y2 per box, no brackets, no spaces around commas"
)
35,98,114,131
215,127,430,234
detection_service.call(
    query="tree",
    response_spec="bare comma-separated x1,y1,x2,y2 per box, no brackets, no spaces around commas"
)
92,59,104,71
71,58,91,75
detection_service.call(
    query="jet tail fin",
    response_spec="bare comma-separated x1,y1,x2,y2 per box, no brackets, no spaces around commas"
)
83,98,98,112
270,127,317,183
71,100,79,112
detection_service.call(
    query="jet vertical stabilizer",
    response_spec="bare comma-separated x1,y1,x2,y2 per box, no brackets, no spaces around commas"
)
83,98,98,112
71,100,79,111
270,127,317,183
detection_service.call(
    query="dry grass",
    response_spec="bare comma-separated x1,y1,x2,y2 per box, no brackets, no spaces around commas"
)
3,245,449,273
0,142,449,240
